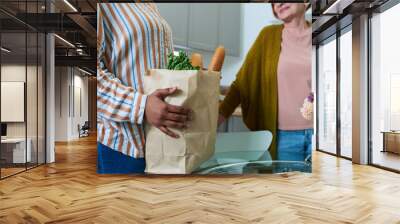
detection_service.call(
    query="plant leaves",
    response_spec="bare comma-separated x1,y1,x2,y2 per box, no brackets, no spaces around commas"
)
167,50,200,71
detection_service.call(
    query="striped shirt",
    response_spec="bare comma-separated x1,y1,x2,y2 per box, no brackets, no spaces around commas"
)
97,3,173,158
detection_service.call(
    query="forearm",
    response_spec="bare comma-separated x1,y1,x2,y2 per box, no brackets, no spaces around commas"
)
97,68,147,124
219,82,241,120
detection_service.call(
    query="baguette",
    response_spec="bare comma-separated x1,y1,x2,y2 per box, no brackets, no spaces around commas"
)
190,53,203,69
208,46,225,72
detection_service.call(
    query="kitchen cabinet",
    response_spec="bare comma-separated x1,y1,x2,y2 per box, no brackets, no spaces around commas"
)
188,3,219,52
156,3,189,47
217,4,241,56
157,3,241,56
382,131,400,154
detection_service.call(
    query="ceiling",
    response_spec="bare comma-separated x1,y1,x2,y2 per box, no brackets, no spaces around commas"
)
0,0,97,74
312,0,391,44
8,1,395,73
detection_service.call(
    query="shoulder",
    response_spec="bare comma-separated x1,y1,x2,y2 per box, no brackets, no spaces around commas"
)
259,24,284,38
249,24,283,50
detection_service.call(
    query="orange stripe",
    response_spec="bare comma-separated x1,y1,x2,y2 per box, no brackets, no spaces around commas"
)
113,4,134,87
125,5,144,94
107,124,115,147
164,38,168,66
127,124,140,150
126,137,132,157
115,122,124,153
98,6,115,74
159,19,168,67
134,144,139,158
97,9,112,73
133,93,146,150
150,5,172,66
138,127,146,151
103,27,114,75
97,85,134,104
97,95,131,113
136,4,157,69
117,4,147,93
103,4,132,87
97,84,134,102
134,93,143,124
103,21,113,72
97,70,135,101
128,4,148,93
125,4,149,70
97,108,130,121
127,124,141,158
97,10,104,51
99,120,106,143
98,3,172,158
105,4,125,85
150,3,171,67
143,4,162,68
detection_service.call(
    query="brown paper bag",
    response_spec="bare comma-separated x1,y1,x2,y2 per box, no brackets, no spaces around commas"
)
143,69,220,174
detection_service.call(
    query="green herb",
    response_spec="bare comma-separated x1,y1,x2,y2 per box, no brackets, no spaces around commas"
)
167,51,200,70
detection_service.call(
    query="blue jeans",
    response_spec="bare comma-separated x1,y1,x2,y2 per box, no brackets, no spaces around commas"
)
277,129,313,162
97,143,145,174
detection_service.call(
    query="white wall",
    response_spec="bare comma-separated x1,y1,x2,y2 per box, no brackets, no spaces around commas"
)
241,4,280,55
55,66,69,141
54,67,89,141
1,65,39,137
1,65,27,140
72,73,89,138
1,63,46,164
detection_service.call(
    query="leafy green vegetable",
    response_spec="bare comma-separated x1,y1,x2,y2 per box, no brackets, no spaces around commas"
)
167,51,200,70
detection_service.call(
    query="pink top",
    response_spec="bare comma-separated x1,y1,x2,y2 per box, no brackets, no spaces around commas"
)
277,24,313,130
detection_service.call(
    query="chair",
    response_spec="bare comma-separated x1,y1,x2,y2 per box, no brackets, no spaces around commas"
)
78,121,90,138
198,131,273,169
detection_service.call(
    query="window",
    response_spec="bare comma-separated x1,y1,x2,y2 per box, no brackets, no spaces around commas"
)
370,2,400,171
0,0,47,179
316,25,353,159
317,37,337,154
339,29,352,158
390,74,400,130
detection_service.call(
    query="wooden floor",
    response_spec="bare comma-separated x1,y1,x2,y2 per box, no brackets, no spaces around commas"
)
1,167,26,178
1,135,400,223
372,150,400,171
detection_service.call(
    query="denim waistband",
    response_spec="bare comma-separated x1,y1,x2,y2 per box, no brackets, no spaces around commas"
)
277,129,314,134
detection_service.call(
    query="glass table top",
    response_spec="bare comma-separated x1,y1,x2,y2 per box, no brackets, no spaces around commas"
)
194,150,311,174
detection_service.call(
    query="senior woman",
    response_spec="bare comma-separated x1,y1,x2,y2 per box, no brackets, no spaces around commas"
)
97,3,191,174
218,3,312,161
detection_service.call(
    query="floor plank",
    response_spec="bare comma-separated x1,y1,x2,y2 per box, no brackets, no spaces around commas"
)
1,135,400,223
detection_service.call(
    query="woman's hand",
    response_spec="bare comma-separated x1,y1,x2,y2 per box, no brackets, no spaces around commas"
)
145,87,192,138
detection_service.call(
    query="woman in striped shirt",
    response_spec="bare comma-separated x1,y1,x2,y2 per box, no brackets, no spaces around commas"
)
97,3,191,174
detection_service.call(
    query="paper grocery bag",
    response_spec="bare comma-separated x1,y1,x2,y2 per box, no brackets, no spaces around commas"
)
143,69,220,174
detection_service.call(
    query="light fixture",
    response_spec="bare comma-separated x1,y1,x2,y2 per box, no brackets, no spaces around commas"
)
78,67,93,76
54,34,75,48
322,0,354,15
63,0,78,12
1,47,11,53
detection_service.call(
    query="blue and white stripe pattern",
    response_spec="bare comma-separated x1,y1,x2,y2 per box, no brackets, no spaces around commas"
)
97,3,173,158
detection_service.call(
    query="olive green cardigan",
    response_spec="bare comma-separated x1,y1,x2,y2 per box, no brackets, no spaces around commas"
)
219,24,284,160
